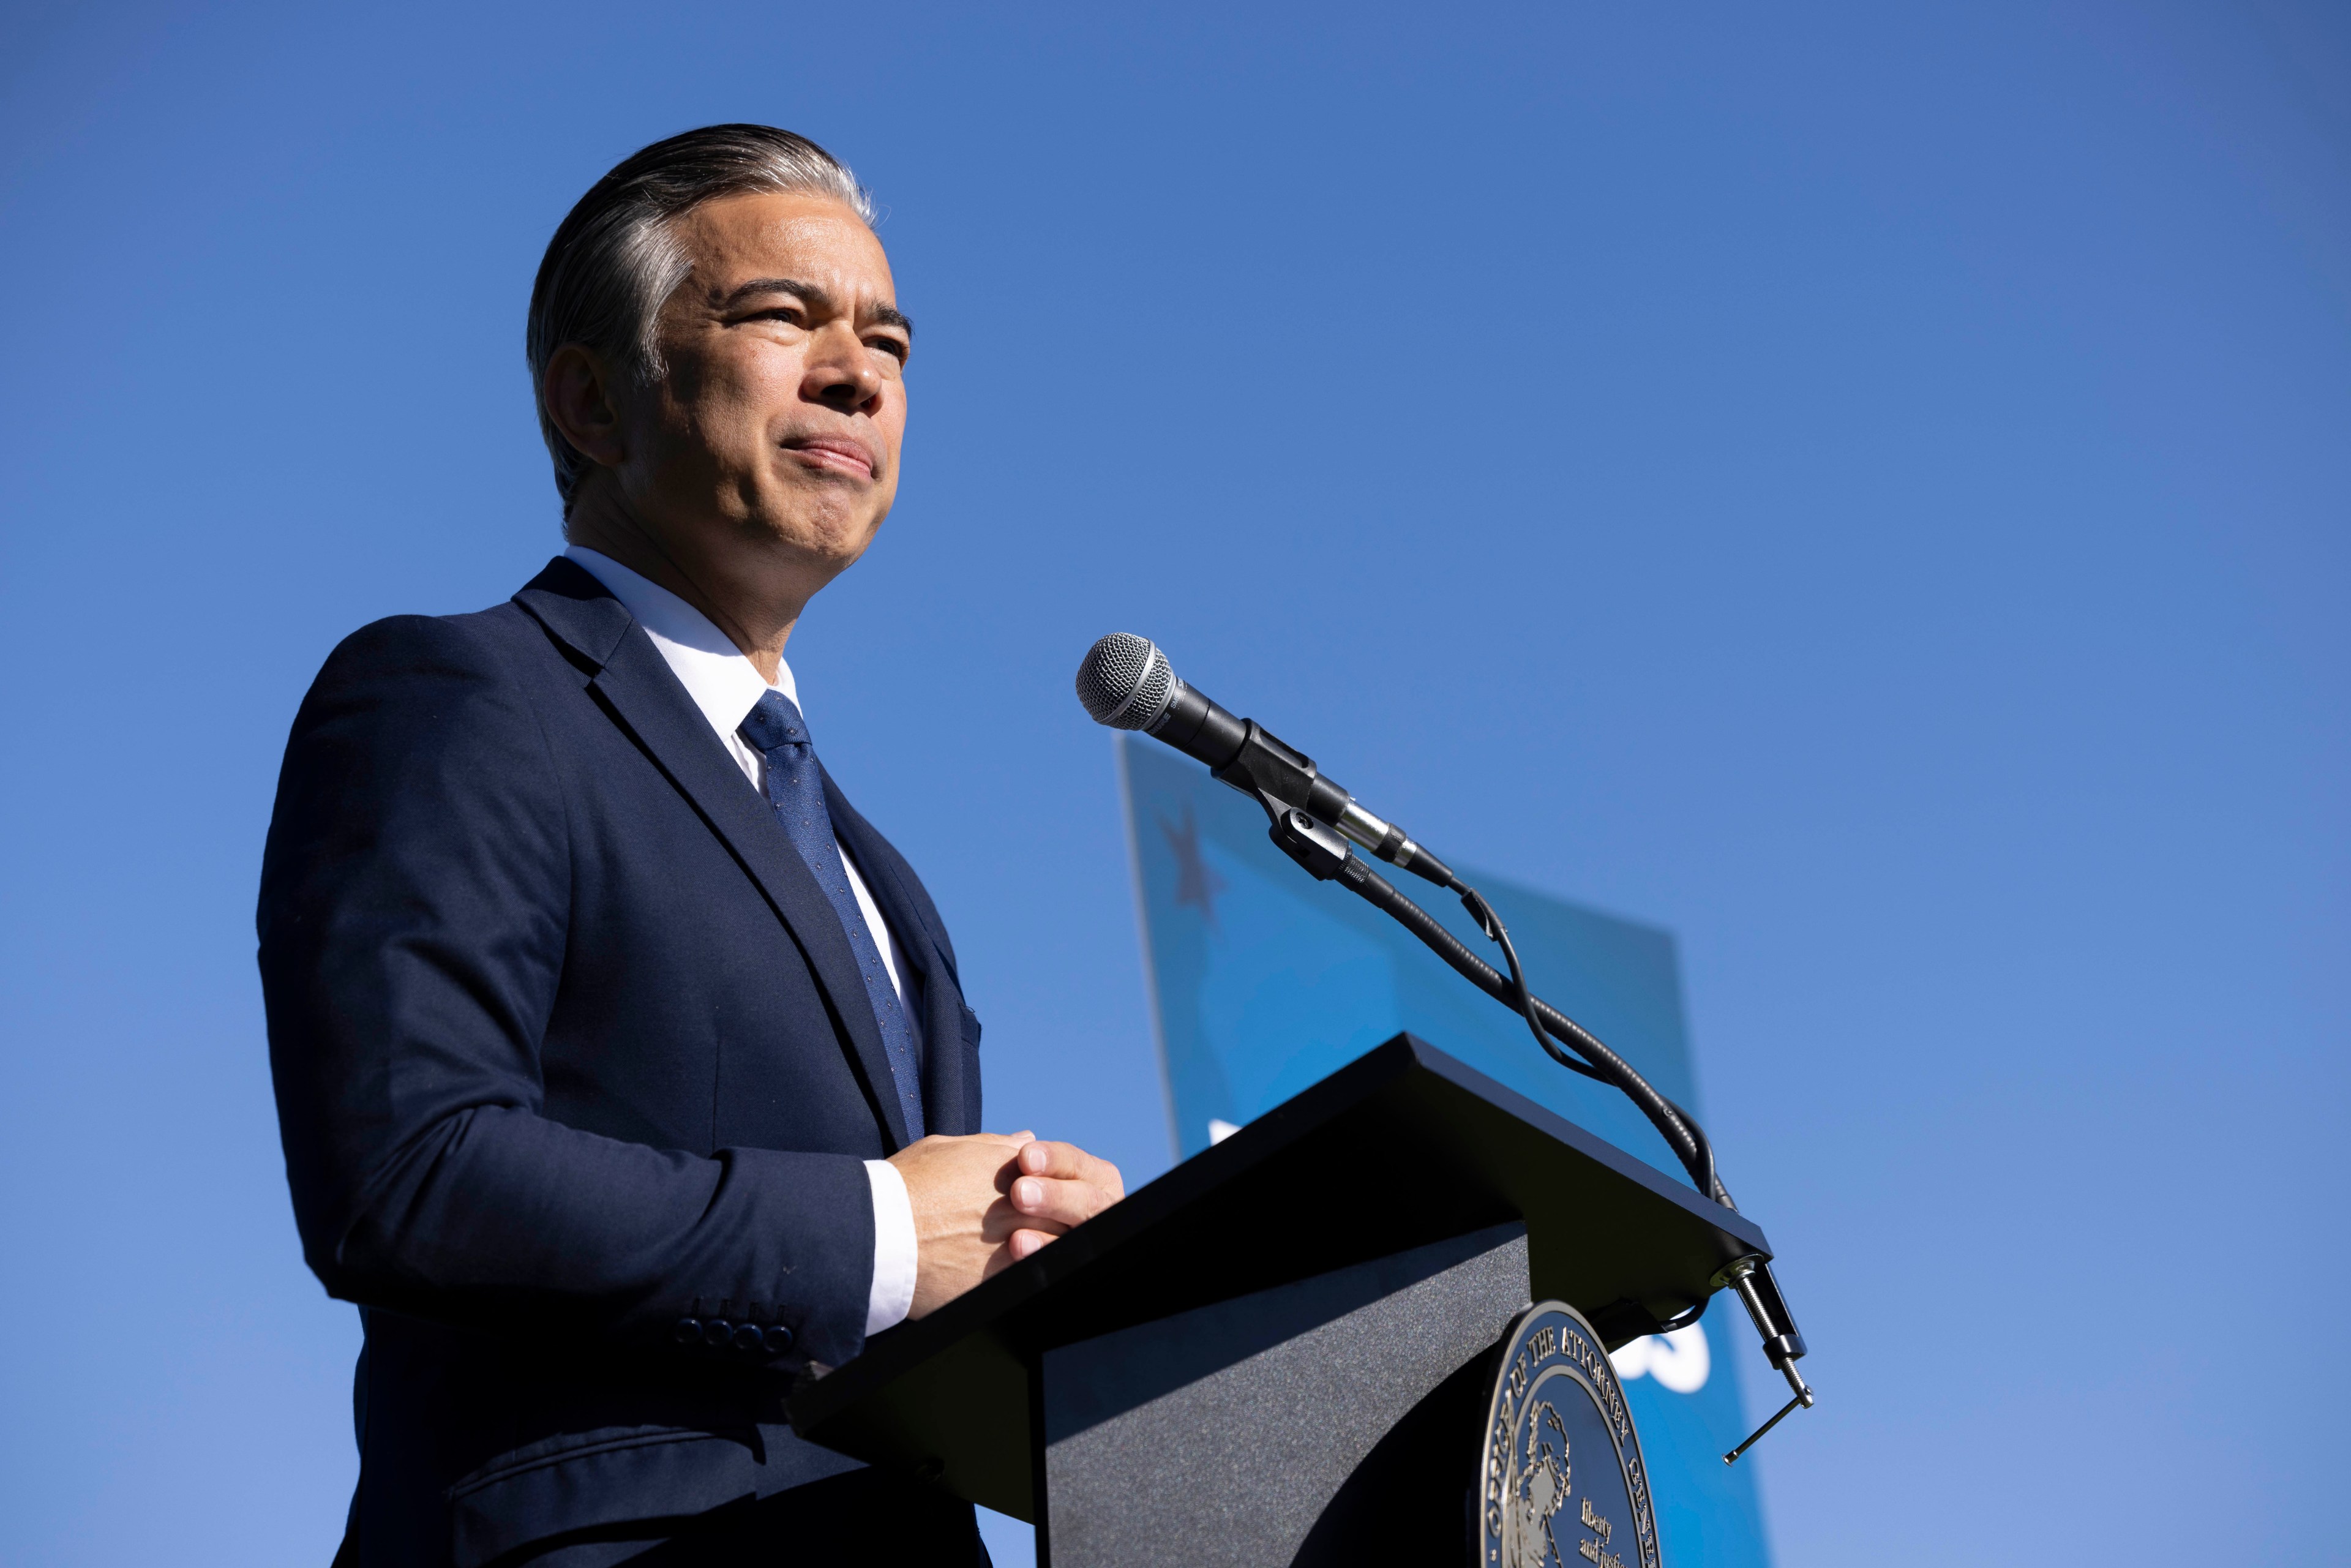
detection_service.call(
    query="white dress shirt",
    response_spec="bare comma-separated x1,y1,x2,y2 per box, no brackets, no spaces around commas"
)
565,546,919,1337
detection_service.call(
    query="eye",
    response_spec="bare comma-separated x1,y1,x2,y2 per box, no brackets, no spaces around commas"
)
866,335,910,365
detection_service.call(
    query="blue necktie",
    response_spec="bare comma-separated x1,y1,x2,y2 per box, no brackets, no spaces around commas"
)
738,690,925,1142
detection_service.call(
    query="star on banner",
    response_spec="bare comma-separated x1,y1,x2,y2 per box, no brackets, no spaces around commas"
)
1157,801,1228,929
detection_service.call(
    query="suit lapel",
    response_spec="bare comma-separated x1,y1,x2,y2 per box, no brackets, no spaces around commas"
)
824,774,975,1138
514,560,913,1151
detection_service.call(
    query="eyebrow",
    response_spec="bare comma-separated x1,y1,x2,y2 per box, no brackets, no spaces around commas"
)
722,277,914,339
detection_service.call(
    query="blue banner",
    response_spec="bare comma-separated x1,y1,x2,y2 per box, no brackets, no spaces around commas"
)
1117,737,1773,1567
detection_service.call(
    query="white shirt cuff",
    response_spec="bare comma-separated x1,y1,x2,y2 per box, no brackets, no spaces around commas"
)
864,1158,918,1336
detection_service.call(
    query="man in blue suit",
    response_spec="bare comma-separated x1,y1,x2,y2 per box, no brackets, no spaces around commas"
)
258,125,1123,1567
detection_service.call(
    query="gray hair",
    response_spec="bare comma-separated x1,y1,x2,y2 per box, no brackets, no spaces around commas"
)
525,124,876,510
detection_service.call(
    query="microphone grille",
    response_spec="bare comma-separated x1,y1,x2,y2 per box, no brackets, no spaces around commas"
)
1076,633,1177,730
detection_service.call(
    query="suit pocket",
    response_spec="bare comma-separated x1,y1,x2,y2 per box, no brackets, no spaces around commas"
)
958,1003,982,1051
446,1425,755,1568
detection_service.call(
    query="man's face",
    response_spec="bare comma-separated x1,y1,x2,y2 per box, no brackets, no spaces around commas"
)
617,190,910,587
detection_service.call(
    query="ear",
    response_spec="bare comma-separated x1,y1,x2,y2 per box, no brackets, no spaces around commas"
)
542,344,629,471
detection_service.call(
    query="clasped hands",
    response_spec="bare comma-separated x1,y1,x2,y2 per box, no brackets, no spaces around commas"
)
886,1132,1125,1318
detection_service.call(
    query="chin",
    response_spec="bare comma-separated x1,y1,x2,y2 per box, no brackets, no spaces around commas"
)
749,495,888,568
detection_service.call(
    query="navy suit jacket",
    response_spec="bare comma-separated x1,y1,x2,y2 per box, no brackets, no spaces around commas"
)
259,559,986,1567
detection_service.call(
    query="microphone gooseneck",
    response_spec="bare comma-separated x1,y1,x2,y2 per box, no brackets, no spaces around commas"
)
1074,631,1815,1458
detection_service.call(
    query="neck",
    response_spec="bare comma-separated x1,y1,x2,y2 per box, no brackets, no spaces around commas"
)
564,482,805,684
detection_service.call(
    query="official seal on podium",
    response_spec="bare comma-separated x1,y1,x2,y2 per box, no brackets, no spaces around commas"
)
1479,1300,1662,1568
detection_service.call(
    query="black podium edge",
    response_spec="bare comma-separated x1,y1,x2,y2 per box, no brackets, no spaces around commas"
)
790,1032,1770,1440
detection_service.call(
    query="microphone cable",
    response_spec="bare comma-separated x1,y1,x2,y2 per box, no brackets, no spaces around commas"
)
1272,806,1724,1209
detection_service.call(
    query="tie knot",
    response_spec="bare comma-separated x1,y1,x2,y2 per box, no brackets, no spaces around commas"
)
738,689,812,754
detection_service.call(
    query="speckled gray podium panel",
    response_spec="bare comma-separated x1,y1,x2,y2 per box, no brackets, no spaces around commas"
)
1037,1221,1529,1568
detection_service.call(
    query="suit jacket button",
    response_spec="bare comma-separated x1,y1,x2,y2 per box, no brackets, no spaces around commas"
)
731,1323,765,1354
702,1318,734,1348
762,1324,796,1355
673,1317,702,1345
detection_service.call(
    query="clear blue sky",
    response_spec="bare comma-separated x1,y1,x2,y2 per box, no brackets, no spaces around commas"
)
1,3,2343,1564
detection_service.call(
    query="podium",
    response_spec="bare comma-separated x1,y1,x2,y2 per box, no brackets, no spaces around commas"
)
788,1034,1777,1567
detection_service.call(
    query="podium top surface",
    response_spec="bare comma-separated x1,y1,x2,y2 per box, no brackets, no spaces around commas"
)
790,1033,1772,1520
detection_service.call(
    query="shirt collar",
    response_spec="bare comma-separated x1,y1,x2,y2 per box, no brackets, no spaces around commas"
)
563,546,801,740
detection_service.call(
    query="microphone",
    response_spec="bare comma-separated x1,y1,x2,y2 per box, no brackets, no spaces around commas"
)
1075,632,1817,1457
1075,633,1455,888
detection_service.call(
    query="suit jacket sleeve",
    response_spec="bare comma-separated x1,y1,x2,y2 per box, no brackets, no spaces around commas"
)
257,613,873,1368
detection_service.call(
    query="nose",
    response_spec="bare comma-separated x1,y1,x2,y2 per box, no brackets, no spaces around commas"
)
801,322,886,416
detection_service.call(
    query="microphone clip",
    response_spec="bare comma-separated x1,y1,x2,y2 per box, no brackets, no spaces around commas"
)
1715,1255,1816,1465
1267,805,1357,882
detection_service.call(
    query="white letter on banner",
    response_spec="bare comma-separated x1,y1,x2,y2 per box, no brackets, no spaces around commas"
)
1607,1323,1709,1394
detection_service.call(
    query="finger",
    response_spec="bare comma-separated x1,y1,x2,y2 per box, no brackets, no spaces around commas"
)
1015,1139,1074,1177
981,1195,1067,1244
1007,1228,1058,1262
1017,1140,1126,1203
1015,1139,1099,1180
1008,1173,1115,1230
1092,1155,1125,1204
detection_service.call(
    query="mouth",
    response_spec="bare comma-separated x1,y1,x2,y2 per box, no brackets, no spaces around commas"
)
781,435,878,481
